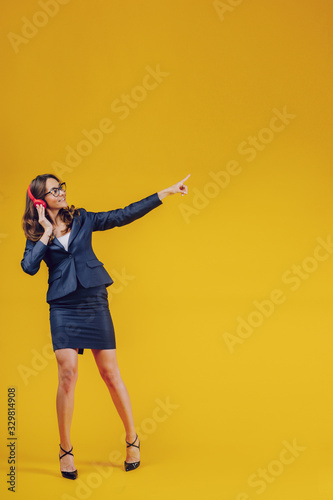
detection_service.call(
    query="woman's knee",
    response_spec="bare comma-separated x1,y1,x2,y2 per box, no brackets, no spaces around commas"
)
99,366,122,388
92,350,122,388
56,350,78,391
58,366,78,391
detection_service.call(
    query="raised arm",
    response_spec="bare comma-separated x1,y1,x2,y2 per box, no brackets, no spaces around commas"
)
89,192,163,232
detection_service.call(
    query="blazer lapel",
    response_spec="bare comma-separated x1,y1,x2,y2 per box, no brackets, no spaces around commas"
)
68,215,80,248
51,215,81,251
52,238,64,250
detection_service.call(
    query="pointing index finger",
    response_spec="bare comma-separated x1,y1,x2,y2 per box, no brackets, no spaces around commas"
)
181,174,191,183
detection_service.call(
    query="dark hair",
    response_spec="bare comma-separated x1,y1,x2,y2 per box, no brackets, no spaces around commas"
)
22,174,80,245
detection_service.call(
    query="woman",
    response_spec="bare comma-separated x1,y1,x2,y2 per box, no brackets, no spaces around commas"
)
21,173,190,480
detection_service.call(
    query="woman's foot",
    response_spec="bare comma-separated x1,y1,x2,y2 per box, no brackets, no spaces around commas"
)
125,433,140,465
59,444,77,479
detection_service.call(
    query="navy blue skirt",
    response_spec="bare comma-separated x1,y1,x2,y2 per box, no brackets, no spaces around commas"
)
48,278,116,355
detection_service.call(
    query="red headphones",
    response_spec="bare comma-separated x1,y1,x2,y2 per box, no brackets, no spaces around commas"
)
27,183,47,209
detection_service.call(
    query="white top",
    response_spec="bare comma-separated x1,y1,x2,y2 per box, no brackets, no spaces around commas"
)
56,231,71,251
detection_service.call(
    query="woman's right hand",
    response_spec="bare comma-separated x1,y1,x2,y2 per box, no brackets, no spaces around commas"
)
36,204,53,234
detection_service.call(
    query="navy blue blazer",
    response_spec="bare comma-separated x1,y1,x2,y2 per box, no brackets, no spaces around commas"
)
21,192,163,303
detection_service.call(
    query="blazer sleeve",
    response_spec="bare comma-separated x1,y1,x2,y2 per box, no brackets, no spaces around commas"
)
88,192,163,232
21,238,48,275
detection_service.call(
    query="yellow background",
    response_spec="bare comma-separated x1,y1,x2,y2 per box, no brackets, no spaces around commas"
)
0,0,332,498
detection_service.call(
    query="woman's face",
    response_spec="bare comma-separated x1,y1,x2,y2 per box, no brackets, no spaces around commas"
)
44,178,67,211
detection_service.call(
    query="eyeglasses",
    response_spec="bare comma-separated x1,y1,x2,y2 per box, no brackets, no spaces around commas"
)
43,182,66,198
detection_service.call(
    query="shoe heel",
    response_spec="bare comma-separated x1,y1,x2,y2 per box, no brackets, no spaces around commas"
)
59,444,78,480
124,434,140,472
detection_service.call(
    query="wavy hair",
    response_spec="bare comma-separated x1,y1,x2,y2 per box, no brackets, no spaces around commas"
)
22,174,80,245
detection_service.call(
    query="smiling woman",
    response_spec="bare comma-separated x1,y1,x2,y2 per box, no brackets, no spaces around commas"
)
20,171,190,480
22,174,79,245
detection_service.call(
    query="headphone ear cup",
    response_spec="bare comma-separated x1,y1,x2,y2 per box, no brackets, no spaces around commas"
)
27,183,47,209
34,199,47,209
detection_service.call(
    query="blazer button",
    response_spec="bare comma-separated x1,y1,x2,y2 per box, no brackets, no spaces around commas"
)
69,254,72,258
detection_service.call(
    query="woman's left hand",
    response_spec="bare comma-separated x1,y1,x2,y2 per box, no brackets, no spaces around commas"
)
157,174,191,201
172,174,191,196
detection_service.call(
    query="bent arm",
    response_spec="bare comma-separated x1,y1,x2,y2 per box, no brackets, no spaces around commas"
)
89,192,163,232
21,237,48,275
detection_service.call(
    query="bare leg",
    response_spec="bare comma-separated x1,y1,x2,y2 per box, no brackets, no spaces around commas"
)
91,348,140,464
55,348,78,472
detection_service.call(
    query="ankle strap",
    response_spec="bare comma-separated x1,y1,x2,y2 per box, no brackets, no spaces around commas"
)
59,444,74,459
125,434,140,449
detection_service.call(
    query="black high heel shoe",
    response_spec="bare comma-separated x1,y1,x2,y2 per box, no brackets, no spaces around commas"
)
124,433,140,472
59,444,78,480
